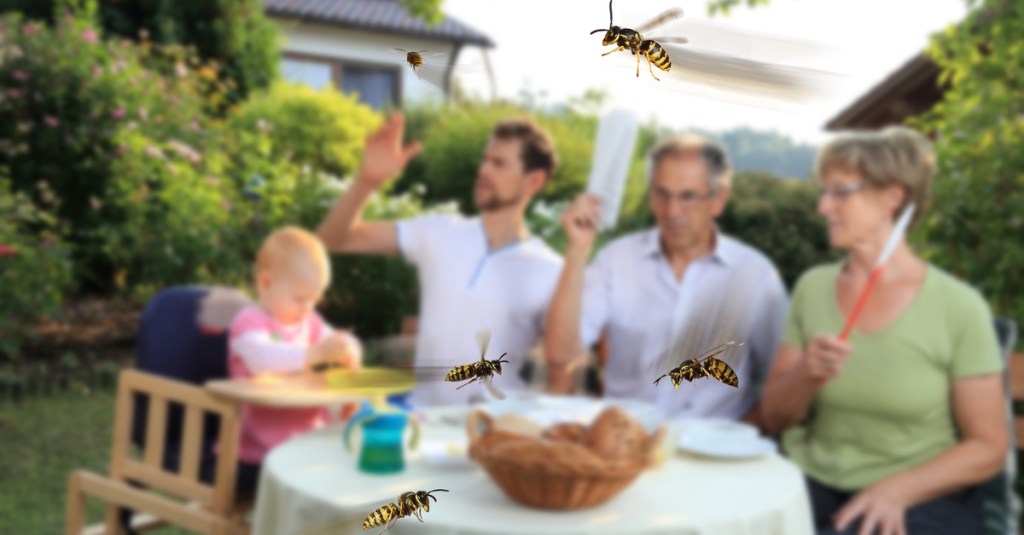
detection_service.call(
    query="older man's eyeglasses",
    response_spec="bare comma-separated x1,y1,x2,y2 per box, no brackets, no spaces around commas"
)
819,183,866,202
651,188,716,207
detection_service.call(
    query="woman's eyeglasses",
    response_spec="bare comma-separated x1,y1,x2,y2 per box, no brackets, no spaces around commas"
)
819,183,866,202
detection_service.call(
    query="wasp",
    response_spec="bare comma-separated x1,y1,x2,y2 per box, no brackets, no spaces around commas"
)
394,48,430,78
591,0,688,81
363,489,449,532
443,329,510,399
653,341,744,389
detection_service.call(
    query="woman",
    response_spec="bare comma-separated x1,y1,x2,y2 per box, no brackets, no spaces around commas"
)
761,126,1008,535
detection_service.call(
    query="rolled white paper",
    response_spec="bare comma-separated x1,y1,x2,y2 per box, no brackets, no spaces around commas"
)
586,109,639,231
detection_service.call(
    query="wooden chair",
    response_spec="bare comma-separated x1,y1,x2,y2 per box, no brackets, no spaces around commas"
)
986,316,1021,535
66,369,246,535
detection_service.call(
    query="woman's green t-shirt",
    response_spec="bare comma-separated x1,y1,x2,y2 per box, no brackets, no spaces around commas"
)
781,262,1003,491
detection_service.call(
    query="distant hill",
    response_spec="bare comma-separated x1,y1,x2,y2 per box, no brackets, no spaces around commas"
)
695,127,819,180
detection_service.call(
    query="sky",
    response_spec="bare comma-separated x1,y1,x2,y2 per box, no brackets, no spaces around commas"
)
439,0,970,145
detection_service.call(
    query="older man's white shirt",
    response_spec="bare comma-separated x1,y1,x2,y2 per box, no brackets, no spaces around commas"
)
580,228,788,421
396,214,563,407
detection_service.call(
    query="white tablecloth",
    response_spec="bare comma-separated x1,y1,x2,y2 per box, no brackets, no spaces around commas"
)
252,402,815,535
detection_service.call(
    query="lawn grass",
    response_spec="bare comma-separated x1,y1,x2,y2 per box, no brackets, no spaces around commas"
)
0,386,188,534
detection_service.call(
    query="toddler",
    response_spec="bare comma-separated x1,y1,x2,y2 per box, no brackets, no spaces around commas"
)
228,226,362,495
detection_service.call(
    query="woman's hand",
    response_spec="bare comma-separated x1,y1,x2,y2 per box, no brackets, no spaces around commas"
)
804,334,853,382
834,476,912,535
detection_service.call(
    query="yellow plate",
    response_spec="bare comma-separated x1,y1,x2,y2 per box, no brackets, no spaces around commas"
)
322,367,416,395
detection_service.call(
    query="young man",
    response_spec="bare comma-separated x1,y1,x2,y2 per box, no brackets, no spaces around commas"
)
545,135,789,426
316,115,563,407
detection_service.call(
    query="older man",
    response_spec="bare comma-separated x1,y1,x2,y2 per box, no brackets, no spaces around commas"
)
545,135,788,426
317,115,563,407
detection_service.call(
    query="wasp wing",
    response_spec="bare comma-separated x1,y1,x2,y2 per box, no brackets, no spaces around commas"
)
483,376,507,400
633,7,684,34
475,329,491,360
647,36,689,44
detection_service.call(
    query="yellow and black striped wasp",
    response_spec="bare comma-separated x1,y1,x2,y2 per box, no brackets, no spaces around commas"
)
653,340,744,389
590,0,689,81
393,48,441,79
442,329,510,399
330,329,512,400
363,488,449,533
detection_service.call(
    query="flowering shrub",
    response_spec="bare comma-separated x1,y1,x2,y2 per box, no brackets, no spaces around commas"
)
0,177,73,359
0,12,226,290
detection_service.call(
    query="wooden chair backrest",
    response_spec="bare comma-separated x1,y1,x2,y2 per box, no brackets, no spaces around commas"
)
111,369,241,514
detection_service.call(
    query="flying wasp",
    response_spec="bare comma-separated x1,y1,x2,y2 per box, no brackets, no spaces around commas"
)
653,341,744,389
443,329,510,400
590,0,689,81
363,489,449,533
393,48,439,79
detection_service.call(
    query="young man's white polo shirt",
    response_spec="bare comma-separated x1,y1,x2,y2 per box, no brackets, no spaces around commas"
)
580,227,789,421
396,214,564,407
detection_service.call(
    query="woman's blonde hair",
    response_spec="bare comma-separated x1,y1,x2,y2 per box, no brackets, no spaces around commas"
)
254,226,331,285
815,125,936,227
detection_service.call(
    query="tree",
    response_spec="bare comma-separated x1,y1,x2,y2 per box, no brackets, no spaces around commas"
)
399,0,444,25
911,0,1024,338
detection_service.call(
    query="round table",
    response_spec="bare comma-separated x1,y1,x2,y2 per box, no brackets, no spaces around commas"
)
251,402,815,535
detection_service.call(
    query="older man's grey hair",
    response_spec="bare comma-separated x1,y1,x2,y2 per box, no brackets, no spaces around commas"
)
645,135,733,193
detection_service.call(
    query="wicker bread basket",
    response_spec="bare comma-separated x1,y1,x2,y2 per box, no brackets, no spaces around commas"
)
466,407,666,511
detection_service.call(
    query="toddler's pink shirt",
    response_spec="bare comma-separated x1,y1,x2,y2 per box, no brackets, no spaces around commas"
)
228,305,331,463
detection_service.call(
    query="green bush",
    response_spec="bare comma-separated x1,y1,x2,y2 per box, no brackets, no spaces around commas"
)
0,0,280,103
0,12,226,291
224,82,381,178
95,129,251,300
0,178,74,359
394,100,596,215
718,171,838,289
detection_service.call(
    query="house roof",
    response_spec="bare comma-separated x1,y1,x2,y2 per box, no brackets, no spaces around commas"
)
265,0,495,47
825,53,941,131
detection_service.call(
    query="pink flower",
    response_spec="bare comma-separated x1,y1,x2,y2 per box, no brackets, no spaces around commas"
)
92,65,103,77
21,22,38,37
89,196,102,211
114,145,128,156
11,70,28,81
0,244,16,258
111,108,126,120
81,28,98,43
175,62,187,77
138,107,148,121
221,200,232,212
143,146,165,159
43,116,59,128
168,140,200,163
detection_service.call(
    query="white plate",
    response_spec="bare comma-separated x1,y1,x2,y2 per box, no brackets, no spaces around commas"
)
416,440,475,469
671,418,760,441
677,432,778,459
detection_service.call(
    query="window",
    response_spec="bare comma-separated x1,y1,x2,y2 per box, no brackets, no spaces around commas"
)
340,64,399,109
280,52,400,110
282,56,337,90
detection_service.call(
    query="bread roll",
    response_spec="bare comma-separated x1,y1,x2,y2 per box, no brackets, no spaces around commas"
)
584,406,650,460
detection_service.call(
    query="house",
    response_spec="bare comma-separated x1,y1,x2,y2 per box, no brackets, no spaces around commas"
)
824,53,943,131
265,0,494,109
